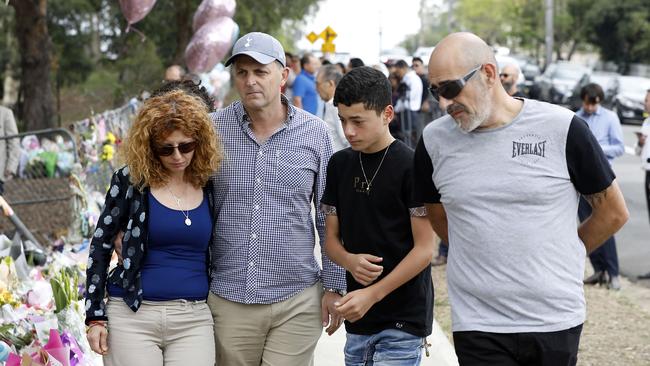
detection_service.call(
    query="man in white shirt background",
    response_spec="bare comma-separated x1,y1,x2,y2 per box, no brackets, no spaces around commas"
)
636,89,650,280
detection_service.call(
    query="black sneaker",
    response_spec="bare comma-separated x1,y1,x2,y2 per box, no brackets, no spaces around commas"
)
638,272,650,280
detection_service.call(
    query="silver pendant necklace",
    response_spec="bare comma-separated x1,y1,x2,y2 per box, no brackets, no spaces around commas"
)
167,187,192,226
359,142,392,195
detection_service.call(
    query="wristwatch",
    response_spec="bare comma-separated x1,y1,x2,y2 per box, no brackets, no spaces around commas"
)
323,287,346,296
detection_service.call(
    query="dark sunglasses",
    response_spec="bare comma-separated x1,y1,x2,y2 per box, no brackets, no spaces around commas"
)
153,141,197,156
429,65,482,101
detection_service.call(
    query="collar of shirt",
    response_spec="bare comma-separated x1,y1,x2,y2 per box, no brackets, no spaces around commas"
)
299,69,315,80
577,105,602,119
233,94,296,127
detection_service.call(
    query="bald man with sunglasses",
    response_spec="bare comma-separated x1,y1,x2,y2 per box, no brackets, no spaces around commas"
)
413,32,629,365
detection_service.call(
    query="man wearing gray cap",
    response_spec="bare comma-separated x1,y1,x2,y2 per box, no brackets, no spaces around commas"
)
208,32,346,365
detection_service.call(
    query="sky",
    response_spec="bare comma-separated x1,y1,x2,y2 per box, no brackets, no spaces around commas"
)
295,0,423,64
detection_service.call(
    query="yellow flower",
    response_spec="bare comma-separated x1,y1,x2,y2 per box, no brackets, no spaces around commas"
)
106,132,116,145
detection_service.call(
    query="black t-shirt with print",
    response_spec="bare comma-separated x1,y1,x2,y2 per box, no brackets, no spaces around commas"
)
321,139,433,337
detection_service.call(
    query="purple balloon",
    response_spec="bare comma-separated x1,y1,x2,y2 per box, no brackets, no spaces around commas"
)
193,0,236,32
119,0,158,25
185,17,238,74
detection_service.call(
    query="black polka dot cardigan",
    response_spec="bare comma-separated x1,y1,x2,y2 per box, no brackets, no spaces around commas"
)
84,166,215,324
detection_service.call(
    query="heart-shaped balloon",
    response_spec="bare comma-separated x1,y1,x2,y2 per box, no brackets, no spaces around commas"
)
185,17,238,74
119,0,158,25
193,0,236,32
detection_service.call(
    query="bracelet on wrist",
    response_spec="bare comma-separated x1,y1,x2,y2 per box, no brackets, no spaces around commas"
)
323,287,346,296
86,321,107,332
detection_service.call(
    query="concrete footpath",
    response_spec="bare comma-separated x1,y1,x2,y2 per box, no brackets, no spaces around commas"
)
313,318,459,365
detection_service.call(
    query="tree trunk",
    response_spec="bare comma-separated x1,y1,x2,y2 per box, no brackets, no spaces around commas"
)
9,0,56,130
566,40,578,61
172,0,194,67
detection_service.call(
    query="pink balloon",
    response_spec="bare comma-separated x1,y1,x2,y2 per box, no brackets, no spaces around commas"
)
119,0,158,25
185,17,237,73
193,0,236,32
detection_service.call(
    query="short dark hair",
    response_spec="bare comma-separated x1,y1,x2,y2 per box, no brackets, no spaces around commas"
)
334,66,391,115
319,64,343,86
348,58,365,68
580,83,604,104
151,79,214,112
322,59,331,65
395,59,409,69
300,53,314,68
412,57,423,64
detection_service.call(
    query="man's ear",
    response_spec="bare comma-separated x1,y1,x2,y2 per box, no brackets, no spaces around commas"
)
483,63,499,86
383,105,395,124
280,66,290,88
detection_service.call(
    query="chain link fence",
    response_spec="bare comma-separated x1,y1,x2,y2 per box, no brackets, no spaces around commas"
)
0,128,80,245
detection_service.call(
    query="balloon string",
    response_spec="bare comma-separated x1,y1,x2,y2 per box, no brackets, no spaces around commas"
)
125,24,147,42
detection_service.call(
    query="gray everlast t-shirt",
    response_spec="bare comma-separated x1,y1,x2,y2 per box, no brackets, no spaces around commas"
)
413,98,615,333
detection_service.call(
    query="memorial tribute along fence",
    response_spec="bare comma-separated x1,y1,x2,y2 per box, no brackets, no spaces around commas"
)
0,128,80,246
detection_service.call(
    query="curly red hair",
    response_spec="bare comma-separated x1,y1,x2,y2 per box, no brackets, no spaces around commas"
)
121,89,223,190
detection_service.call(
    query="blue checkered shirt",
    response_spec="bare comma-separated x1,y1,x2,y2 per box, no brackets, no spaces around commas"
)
209,96,346,304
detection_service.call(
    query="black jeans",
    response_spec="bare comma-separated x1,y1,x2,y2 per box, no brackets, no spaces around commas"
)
453,324,582,366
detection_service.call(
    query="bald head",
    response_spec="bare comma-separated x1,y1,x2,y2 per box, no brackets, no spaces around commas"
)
428,32,496,83
501,64,520,79
500,63,521,95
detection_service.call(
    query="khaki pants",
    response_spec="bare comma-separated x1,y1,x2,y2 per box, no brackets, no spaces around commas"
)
208,283,323,366
104,297,215,366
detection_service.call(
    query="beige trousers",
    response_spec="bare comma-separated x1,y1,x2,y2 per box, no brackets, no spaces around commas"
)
104,297,215,366
207,283,323,366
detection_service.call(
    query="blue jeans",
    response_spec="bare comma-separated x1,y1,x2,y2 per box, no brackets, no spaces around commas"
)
344,328,424,366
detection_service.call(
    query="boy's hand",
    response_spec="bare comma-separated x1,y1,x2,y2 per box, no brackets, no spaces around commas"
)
334,288,380,322
345,254,383,286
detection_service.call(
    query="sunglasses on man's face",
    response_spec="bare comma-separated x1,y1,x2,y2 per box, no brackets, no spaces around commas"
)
429,65,482,102
153,141,197,156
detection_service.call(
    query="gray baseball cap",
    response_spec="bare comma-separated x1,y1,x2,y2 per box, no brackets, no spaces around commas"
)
224,32,286,67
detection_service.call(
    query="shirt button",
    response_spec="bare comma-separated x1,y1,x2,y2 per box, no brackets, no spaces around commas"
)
258,150,264,156
255,177,261,184
254,204,260,210
251,233,257,239
249,261,255,267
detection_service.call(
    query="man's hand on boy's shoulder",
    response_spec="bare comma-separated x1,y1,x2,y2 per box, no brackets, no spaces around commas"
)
344,253,383,286
334,287,381,323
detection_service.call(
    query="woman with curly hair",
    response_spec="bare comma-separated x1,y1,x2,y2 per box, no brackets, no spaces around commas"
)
84,88,223,365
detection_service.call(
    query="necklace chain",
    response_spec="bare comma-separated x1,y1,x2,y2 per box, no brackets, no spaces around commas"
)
167,187,192,226
359,142,392,195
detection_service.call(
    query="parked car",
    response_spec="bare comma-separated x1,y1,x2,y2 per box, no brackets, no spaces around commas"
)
611,76,650,124
567,71,620,111
535,61,591,106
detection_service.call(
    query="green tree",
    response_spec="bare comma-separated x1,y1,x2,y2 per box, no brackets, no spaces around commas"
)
583,0,650,72
234,0,320,35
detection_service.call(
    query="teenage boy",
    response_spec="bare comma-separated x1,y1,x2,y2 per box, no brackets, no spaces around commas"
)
321,66,435,365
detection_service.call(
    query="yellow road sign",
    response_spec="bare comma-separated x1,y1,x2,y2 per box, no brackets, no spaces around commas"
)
306,31,319,44
321,42,336,53
319,26,337,43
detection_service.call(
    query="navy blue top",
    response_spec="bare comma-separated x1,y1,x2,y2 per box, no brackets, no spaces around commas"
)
108,192,212,301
